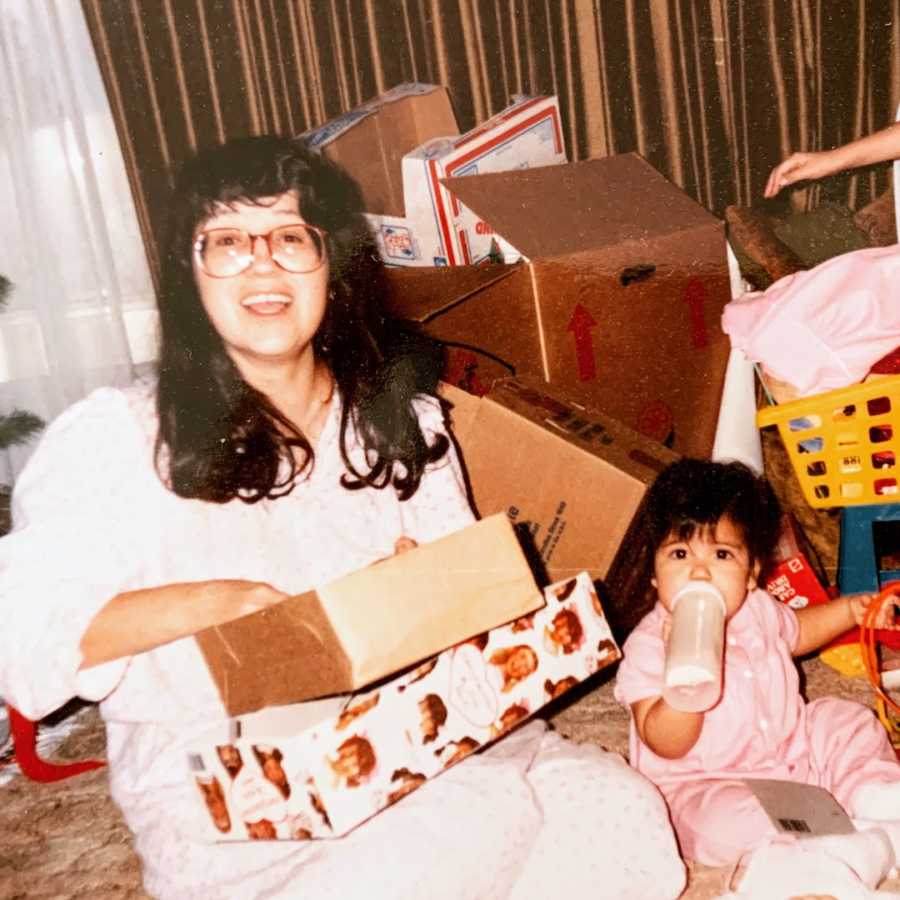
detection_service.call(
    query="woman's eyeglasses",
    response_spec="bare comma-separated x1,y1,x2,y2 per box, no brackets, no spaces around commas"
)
193,224,328,278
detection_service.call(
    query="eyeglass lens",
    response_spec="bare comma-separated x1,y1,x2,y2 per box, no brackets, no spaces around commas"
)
198,225,326,276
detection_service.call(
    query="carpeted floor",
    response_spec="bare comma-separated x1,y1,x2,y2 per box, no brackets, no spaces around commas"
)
1,654,898,900
1,418,897,898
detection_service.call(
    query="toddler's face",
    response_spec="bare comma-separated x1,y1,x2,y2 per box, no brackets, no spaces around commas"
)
652,515,758,621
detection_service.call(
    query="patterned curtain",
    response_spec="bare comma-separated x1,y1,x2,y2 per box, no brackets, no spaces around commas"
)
81,0,899,284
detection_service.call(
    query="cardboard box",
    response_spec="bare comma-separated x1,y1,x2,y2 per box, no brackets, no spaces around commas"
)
385,263,525,394
187,572,619,841
301,83,458,219
443,376,679,636
388,153,731,456
399,94,566,266
303,85,566,267
195,514,543,716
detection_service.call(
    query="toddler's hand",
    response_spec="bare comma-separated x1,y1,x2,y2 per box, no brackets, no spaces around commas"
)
848,592,900,629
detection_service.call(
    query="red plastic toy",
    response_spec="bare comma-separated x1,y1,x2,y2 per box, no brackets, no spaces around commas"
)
6,705,105,782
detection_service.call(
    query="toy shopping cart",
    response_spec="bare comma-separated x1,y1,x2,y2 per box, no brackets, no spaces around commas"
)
759,381,900,753
757,375,900,593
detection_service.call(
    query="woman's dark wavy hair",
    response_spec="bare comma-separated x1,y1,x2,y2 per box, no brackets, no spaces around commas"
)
644,458,782,568
155,135,447,504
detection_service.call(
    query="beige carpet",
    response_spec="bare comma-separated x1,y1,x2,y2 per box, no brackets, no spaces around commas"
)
1,656,897,899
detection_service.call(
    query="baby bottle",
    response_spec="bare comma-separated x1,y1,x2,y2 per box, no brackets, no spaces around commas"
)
662,581,726,713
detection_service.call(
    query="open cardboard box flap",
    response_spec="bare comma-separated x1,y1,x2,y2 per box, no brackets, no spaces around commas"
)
441,154,720,262
442,376,679,636
195,513,543,716
383,263,519,322
383,153,731,457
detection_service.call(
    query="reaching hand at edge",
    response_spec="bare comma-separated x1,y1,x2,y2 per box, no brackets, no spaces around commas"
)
763,122,900,198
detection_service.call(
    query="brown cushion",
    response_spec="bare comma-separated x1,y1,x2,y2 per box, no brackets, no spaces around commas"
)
725,195,891,291
724,205,806,290
854,185,897,247
772,202,869,268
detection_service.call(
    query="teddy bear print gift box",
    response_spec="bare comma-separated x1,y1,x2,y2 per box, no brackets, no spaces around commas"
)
187,571,620,841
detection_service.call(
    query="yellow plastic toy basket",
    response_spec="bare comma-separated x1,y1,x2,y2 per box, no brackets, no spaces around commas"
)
757,375,900,509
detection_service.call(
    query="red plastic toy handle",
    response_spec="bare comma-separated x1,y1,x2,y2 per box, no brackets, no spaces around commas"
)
7,705,105,783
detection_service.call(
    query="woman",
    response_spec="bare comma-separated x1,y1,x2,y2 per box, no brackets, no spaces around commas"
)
0,137,685,899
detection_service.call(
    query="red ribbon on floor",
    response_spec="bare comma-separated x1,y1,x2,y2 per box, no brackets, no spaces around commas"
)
7,705,105,782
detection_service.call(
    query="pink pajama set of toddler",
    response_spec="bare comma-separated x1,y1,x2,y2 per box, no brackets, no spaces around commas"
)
615,588,900,867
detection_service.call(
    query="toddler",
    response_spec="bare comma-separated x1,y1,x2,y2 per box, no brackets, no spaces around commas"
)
615,459,900,898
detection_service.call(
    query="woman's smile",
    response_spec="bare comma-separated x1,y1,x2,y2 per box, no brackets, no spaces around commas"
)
240,292,293,315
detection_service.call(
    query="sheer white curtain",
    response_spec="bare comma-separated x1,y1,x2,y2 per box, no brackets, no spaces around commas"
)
0,0,156,482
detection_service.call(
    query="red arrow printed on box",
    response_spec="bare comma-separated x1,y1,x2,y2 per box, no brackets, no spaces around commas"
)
567,304,598,382
683,278,709,349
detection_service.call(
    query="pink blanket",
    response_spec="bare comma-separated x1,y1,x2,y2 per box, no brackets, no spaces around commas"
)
723,245,900,397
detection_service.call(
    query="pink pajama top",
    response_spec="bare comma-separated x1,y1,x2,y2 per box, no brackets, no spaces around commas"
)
615,589,816,792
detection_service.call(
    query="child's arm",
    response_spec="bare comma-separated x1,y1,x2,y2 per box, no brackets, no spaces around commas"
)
764,123,900,197
792,593,898,656
792,596,856,657
631,695,704,759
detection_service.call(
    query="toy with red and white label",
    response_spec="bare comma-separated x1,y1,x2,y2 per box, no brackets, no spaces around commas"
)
765,555,832,612
402,95,566,266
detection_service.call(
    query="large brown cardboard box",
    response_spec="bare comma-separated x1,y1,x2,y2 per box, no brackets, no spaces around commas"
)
195,514,543,716
443,376,679,636
302,83,458,218
386,154,732,456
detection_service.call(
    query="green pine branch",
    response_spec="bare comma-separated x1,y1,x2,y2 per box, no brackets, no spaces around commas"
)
0,410,44,450
0,278,45,457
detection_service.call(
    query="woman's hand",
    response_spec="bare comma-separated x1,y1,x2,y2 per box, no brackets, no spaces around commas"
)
188,579,289,628
763,150,841,197
371,535,418,565
79,579,288,670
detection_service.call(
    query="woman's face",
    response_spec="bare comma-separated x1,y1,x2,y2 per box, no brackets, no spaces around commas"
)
192,191,329,375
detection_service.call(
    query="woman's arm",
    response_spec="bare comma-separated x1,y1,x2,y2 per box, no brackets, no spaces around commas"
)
81,535,424,668
792,597,856,656
631,695,704,759
78,580,288,669
764,123,900,198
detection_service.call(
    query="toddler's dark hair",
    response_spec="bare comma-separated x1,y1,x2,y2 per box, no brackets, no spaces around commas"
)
644,459,782,567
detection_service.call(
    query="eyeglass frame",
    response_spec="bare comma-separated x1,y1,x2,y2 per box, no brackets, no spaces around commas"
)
192,224,329,278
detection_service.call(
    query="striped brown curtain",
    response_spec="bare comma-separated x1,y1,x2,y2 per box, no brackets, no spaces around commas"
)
81,0,899,284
